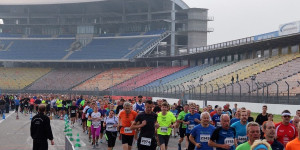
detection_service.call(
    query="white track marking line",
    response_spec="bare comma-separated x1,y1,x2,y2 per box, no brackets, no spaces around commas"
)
0,111,15,124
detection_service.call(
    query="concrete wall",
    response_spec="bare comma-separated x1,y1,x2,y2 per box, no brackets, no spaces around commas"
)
152,97,299,116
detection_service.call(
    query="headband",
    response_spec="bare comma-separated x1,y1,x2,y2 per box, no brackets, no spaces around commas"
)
281,113,291,116
253,144,268,150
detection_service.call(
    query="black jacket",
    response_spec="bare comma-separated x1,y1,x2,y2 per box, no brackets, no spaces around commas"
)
270,139,284,150
30,113,53,142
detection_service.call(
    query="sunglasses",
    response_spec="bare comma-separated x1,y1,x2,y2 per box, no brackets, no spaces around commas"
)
283,116,291,118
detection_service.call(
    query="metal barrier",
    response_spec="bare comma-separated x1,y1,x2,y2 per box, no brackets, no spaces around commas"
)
65,136,75,150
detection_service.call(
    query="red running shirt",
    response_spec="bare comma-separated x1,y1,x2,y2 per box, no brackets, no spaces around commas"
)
275,122,298,147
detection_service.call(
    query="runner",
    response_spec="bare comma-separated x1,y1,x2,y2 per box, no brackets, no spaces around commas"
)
189,112,215,150
131,100,158,150
286,122,300,150
156,102,176,150
89,103,101,149
183,104,201,150
133,95,145,113
82,101,90,134
231,110,248,145
236,122,261,150
263,121,284,150
56,96,63,119
275,110,298,147
208,114,237,150
69,101,78,127
170,105,178,138
104,110,119,150
86,101,95,143
212,106,223,128
119,102,137,150
177,104,189,150
98,102,107,143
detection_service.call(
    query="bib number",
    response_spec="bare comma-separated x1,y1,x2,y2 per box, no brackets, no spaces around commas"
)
224,137,234,146
216,122,221,127
237,136,247,143
160,127,168,133
124,127,132,133
71,110,76,113
200,134,210,142
188,125,195,130
107,125,115,130
140,137,151,146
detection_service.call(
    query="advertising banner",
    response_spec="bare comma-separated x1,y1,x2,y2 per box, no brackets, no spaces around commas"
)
278,21,300,36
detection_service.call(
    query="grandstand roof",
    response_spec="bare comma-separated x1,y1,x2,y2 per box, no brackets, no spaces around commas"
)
0,0,189,9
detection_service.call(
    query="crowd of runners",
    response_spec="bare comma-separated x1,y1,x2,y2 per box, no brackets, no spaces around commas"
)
1,93,300,150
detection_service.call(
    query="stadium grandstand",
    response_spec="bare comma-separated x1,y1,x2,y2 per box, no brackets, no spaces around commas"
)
0,0,300,106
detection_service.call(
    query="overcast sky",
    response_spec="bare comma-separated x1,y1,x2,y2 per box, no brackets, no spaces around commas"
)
184,0,300,44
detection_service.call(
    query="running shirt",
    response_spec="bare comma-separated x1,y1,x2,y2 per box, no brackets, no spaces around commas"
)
70,106,77,115
80,99,85,106
210,127,236,150
184,113,200,134
135,112,157,138
51,99,56,108
119,110,137,135
14,99,20,106
86,108,94,118
104,116,118,132
98,108,107,121
230,121,247,145
275,122,297,146
190,124,215,150
235,141,251,150
177,111,188,128
157,111,176,135
66,100,72,109
133,102,145,112
212,114,222,127
56,99,63,107
170,109,178,116
286,138,300,150
91,112,101,128
230,118,240,125
29,98,35,105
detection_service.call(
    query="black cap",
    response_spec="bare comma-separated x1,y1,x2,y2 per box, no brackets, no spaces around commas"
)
138,95,143,98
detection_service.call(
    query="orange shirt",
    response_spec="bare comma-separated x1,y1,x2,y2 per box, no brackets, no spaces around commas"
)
119,110,137,135
286,138,300,150
30,98,35,105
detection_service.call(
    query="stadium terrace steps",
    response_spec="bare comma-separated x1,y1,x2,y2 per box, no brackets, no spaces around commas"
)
137,65,209,91
217,53,300,94
161,62,234,89
112,66,187,91
187,58,262,86
0,39,75,60
27,68,102,91
67,36,161,60
72,67,152,91
0,67,51,90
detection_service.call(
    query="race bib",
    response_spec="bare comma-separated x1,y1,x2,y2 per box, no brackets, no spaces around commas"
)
107,125,116,130
237,136,247,143
216,122,221,127
188,125,195,130
200,134,210,142
224,137,234,146
160,127,168,133
140,137,151,146
124,127,132,133
71,110,76,113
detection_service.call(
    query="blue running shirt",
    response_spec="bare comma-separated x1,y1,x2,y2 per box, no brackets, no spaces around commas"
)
190,124,215,150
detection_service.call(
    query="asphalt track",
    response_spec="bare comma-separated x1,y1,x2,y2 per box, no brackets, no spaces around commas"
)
0,112,186,150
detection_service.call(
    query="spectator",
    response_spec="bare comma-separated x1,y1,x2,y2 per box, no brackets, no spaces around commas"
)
231,76,234,84
30,104,54,150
